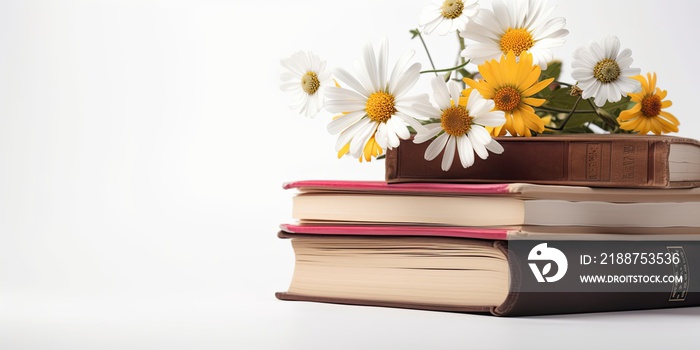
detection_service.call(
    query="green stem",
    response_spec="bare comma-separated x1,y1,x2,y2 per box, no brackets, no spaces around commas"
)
586,98,619,129
544,96,582,131
415,29,437,76
420,60,470,74
539,105,595,114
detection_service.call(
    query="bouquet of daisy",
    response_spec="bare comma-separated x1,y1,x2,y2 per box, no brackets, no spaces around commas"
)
280,0,679,171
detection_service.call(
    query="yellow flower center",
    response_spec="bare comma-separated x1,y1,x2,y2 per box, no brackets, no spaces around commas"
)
593,59,621,83
499,28,534,56
441,106,473,136
365,91,396,123
494,87,522,112
301,71,320,95
441,0,464,19
641,94,662,117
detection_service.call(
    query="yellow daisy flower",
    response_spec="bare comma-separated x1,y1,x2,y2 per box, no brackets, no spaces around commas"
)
464,51,554,137
617,73,679,135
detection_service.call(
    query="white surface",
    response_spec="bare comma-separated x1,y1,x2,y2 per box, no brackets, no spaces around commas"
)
1,0,699,348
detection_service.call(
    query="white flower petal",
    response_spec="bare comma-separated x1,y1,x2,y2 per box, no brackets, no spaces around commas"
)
431,76,452,110
457,135,475,168
326,111,366,135
279,71,296,82
621,67,641,77
406,101,441,120
394,111,427,133
604,36,621,59
335,117,370,151
485,139,505,154
389,50,415,92
571,68,594,82
419,7,442,27
492,2,511,32
388,116,410,140
617,76,641,93
362,41,379,92
384,119,401,149
606,83,622,103
589,40,605,61
377,37,388,88
580,81,600,100
468,125,492,145
447,80,462,105
422,16,444,35
280,55,304,75
325,86,366,103
425,132,449,161
280,81,299,92
332,67,370,97
532,17,567,40
304,94,318,117
414,124,443,144
353,59,376,95
391,62,421,98
437,20,454,36
468,95,494,117
349,121,378,158
617,55,634,70
442,136,457,171
593,88,608,106
474,111,506,127
375,123,388,148
324,99,366,114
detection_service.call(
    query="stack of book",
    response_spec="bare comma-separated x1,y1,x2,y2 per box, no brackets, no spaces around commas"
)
277,134,700,316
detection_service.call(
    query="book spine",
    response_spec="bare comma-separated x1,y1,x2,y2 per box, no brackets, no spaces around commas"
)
385,142,399,183
385,137,674,188
492,240,700,316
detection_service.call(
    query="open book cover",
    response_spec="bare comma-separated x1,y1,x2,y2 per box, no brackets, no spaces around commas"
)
276,224,700,316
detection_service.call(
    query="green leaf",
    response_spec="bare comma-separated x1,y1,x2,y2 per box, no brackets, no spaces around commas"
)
563,113,599,131
544,88,581,110
541,60,562,80
410,29,420,39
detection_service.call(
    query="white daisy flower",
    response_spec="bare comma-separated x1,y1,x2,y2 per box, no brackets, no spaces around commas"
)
419,0,480,36
325,38,428,159
413,77,506,171
571,36,641,107
280,50,332,118
460,0,568,69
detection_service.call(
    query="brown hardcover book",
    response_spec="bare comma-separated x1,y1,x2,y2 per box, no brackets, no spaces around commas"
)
385,134,700,188
276,225,700,316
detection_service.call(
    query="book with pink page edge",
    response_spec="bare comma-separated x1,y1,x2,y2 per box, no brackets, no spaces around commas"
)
279,223,508,240
283,179,700,202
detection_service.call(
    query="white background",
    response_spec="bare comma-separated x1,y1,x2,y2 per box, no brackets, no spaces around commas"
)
1,0,699,348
